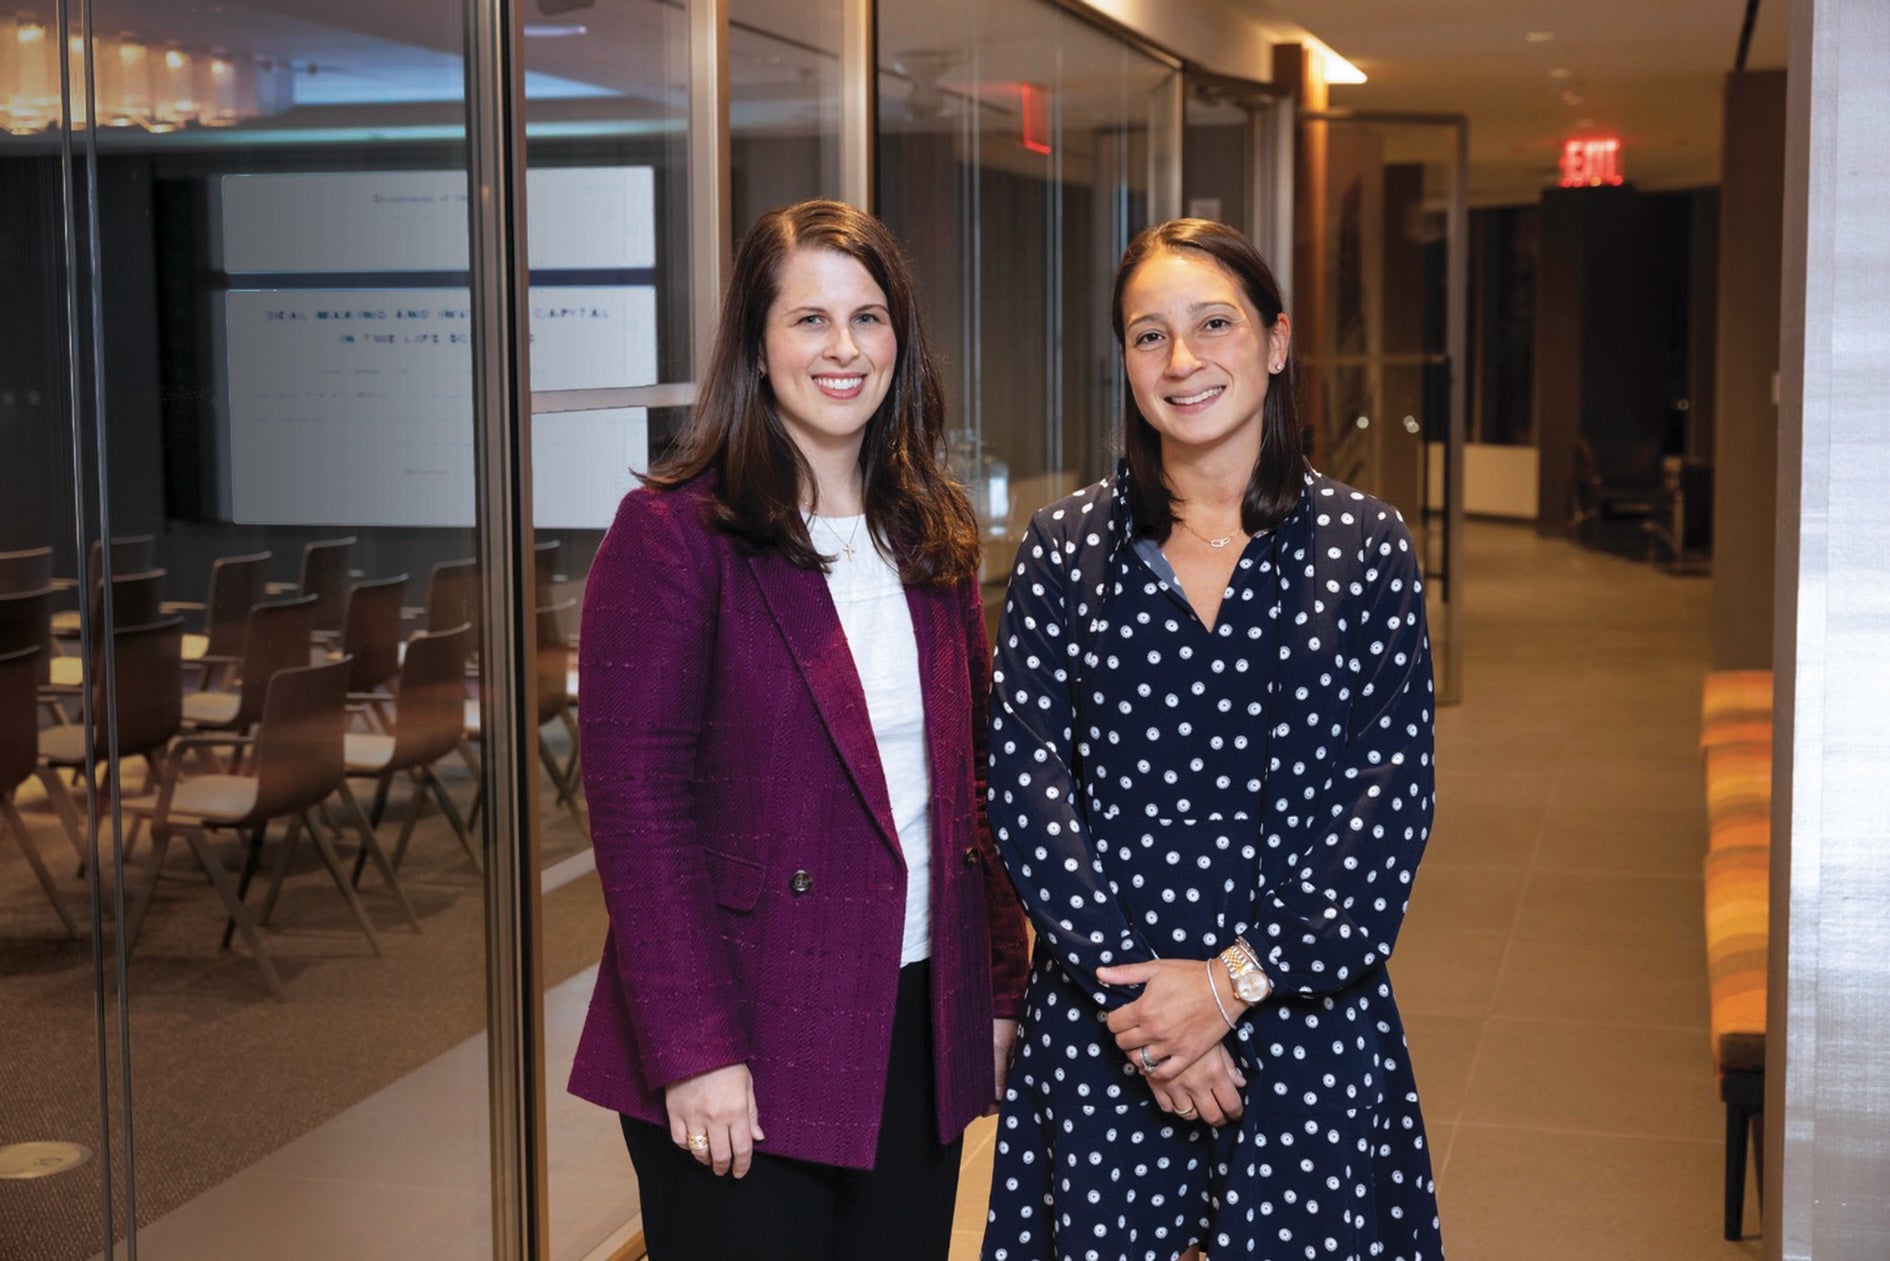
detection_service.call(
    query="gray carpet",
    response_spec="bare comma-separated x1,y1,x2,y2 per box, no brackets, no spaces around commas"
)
0,758,608,1261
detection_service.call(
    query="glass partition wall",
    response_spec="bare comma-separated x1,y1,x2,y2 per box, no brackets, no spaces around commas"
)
1,2,1187,1258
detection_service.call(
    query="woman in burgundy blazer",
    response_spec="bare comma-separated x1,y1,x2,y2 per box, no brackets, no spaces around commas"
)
567,200,1029,1260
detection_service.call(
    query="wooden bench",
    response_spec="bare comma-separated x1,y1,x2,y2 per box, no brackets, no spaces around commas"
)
1700,669,1772,1241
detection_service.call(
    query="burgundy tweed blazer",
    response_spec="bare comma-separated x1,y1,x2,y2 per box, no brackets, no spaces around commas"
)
567,474,1030,1169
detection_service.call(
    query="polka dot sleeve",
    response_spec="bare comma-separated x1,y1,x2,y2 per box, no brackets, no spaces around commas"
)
988,514,1156,1010
1253,511,1436,1000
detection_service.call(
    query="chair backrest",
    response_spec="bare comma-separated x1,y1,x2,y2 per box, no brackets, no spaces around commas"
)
424,558,480,636
0,586,55,668
0,645,40,793
340,574,407,693
534,601,574,726
389,624,472,768
0,546,53,595
233,595,317,732
99,617,185,760
87,534,156,584
533,536,562,608
86,568,167,634
249,656,351,821
202,551,271,659
298,537,356,636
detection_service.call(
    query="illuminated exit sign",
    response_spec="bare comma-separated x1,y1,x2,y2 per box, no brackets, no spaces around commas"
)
1560,136,1624,187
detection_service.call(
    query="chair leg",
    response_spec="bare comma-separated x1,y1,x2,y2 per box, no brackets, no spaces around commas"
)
335,779,419,933
180,824,285,1000
258,818,302,929
426,767,481,873
224,825,269,949
125,827,175,949
390,768,431,872
369,775,393,828
301,808,382,957
36,766,88,866
539,737,582,824
2,799,78,936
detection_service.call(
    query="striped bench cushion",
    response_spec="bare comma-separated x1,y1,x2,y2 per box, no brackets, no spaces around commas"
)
1701,669,1773,749
1704,844,1769,1075
1704,741,1771,853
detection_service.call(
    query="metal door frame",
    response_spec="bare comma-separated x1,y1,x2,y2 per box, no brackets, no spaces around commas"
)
1297,108,1467,706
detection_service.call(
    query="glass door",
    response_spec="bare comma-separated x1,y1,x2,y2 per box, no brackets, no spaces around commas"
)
1296,111,1467,704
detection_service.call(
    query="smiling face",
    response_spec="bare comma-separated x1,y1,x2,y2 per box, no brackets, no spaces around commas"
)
761,245,898,467
1120,247,1291,462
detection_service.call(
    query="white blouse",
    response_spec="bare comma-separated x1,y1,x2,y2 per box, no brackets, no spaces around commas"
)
810,513,932,965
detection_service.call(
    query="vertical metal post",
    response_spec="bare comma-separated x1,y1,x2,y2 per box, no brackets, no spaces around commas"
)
691,0,731,377
1262,96,1296,307
840,0,876,211
1442,117,1467,706
1149,71,1183,223
462,0,546,1256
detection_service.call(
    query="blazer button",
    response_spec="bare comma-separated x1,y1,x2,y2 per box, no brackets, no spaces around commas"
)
964,846,982,868
790,869,813,895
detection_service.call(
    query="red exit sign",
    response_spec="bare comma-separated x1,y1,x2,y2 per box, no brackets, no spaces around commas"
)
1560,136,1624,187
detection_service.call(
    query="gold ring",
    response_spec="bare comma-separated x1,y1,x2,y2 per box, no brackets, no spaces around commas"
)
1175,1105,1197,1119
686,1133,709,1153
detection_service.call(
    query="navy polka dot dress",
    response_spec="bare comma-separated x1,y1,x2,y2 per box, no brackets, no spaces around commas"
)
982,466,1443,1261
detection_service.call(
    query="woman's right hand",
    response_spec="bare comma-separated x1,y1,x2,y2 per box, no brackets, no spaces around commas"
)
666,1063,765,1177
1148,1043,1247,1128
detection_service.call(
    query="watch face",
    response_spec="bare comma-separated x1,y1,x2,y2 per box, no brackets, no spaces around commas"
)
1233,972,1268,1003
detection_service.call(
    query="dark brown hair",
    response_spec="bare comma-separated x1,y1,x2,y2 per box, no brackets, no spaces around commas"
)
645,199,978,587
1110,218,1307,539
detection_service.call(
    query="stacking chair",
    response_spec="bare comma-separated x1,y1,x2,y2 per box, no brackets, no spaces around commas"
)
533,537,563,609
89,534,157,580
295,537,356,646
0,645,77,936
36,617,185,864
181,595,316,744
0,546,54,595
166,551,270,691
422,558,480,637
463,600,581,829
126,657,388,999
348,624,479,879
0,585,56,667
49,570,168,690
338,575,407,725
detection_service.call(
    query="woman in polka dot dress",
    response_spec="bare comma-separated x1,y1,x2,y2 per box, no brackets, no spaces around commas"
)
982,219,1443,1261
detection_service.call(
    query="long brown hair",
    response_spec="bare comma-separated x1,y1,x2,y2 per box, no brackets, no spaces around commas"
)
1110,218,1307,539
646,199,979,587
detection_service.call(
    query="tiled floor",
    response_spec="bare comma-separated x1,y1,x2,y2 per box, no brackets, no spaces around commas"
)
950,521,1766,1260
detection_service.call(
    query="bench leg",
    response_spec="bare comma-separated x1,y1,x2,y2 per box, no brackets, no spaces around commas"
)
1723,1070,1764,1240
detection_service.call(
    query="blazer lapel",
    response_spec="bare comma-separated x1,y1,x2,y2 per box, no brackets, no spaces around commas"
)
746,553,901,855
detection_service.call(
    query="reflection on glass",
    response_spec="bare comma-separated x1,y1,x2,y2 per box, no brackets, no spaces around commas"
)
0,0,519,1254
877,0,1172,592
518,2,697,1257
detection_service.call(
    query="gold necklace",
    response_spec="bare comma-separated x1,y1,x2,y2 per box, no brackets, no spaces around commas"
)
1178,516,1250,550
811,512,864,560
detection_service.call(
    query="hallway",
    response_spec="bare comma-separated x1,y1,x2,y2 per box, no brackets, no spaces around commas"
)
951,519,1765,1260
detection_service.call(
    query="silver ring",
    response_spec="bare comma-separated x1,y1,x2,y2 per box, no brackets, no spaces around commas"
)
1138,1045,1158,1071
1175,1104,1197,1119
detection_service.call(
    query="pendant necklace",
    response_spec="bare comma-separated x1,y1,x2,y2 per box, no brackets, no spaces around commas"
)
811,512,864,560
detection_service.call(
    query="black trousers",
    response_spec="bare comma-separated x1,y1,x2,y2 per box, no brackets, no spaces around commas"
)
621,961,964,1261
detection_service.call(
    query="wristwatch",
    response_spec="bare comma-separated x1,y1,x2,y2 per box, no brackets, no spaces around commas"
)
1218,937,1273,1005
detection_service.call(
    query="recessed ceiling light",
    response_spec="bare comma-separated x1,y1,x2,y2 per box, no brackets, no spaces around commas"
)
1549,67,1572,80
524,23,587,37
1561,89,1584,106
1525,30,1556,43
